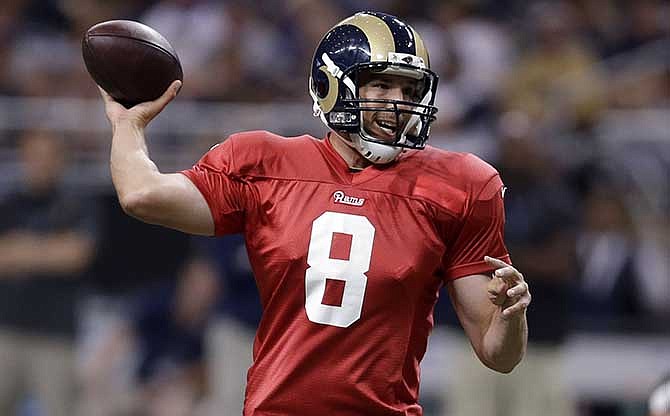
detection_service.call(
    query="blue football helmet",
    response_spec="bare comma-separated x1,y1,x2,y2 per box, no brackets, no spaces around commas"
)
309,11,439,164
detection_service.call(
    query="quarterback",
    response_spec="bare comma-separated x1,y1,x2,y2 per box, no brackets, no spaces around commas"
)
99,11,531,416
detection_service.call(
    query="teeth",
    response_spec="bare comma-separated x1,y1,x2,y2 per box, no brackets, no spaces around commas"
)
377,121,396,133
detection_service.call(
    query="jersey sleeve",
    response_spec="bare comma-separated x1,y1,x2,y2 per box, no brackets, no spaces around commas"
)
442,174,511,281
180,136,253,236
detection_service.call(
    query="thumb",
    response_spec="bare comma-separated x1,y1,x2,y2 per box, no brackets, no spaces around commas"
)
156,79,182,109
133,80,182,124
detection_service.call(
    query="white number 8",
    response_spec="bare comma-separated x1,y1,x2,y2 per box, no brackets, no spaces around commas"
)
305,211,375,328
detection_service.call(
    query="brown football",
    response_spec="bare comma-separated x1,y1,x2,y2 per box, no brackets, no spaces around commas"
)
82,20,183,108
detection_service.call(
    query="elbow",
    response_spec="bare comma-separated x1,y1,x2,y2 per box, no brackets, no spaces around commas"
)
480,350,525,374
486,360,519,374
119,189,158,221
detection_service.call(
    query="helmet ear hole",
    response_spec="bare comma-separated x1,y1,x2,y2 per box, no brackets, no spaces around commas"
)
314,71,329,98
309,11,439,163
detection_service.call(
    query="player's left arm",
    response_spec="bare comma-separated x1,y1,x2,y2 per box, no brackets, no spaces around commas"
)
447,256,530,373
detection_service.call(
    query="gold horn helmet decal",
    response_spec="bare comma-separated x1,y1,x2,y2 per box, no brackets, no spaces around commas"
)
309,11,439,163
335,13,395,62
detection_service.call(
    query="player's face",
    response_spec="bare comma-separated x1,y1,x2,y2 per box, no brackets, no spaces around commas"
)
357,72,422,143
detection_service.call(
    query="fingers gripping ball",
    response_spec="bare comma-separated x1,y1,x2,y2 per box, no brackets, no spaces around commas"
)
82,20,183,108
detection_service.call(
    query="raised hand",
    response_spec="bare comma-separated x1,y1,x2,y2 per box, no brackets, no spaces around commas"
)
484,256,531,320
99,80,182,131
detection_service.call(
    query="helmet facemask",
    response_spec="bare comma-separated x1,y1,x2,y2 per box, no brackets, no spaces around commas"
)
308,11,440,164
317,60,438,164
352,62,438,149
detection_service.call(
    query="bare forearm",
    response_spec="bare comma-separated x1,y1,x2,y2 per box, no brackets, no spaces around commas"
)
110,122,163,203
451,262,531,374
98,81,213,234
107,121,214,235
481,309,528,373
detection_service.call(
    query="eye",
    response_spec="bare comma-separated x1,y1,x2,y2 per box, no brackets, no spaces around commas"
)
403,87,422,101
372,81,390,89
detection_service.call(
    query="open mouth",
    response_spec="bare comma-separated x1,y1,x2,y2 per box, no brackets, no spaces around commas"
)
375,119,397,137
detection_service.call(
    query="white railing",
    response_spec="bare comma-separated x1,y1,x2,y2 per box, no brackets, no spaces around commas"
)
0,97,327,188
0,95,667,188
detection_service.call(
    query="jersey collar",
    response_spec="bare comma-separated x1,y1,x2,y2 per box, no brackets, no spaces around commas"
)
320,133,407,186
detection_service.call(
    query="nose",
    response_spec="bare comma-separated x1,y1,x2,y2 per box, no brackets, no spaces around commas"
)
385,85,405,101
382,86,412,113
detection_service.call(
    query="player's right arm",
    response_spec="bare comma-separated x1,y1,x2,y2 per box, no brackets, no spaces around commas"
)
100,80,215,236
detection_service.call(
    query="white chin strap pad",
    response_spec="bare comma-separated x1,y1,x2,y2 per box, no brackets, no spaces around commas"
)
351,134,402,164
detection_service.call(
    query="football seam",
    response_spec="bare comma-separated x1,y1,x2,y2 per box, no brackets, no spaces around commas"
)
86,33,182,69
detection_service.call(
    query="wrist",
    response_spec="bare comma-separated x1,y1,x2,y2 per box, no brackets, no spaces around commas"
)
112,118,145,136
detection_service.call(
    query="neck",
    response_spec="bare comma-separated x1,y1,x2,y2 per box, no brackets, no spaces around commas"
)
328,132,372,171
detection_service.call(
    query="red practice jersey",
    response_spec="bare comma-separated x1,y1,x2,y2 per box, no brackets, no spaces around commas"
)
181,131,510,416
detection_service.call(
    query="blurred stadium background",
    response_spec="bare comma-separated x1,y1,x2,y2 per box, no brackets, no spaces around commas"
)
0,0,668,415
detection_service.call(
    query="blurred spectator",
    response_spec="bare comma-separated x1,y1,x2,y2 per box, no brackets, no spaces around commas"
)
429,1,514,128
202,234,262,416
500,1,606,129
282,0,346,83
8,29,79,97
571,0,623,55
78,253,218,416
0,130,97,416
141,0,230,99
76,192,193,416
447,113,578,416
574,185,642,328
59,0,147,36
0,2,24,95
606,0,669,56
634,221,670,322
223,2,299,101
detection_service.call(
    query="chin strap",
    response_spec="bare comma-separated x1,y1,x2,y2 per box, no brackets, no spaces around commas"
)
350,133,402,164
310,54,406,165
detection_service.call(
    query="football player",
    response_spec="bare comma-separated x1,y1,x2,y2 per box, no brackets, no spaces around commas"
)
99,11,531,415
